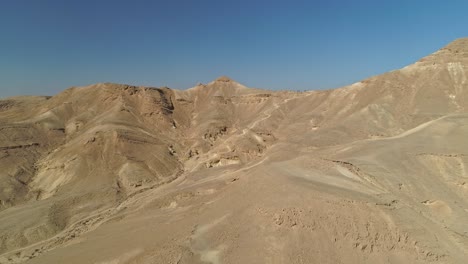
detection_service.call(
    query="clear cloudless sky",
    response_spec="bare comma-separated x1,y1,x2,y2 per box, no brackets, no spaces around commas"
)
1,0,468,97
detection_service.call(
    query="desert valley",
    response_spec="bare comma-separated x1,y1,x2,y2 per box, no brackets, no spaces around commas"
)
1,39,468,263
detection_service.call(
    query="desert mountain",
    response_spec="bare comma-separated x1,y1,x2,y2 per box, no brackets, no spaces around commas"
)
1,39,468,263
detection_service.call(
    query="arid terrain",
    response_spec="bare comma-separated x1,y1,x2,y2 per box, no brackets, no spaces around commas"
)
1,39,468,263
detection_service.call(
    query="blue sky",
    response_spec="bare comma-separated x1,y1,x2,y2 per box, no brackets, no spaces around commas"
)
1,0,468,97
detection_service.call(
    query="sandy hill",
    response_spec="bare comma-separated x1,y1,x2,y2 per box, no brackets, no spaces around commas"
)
1,39,468,263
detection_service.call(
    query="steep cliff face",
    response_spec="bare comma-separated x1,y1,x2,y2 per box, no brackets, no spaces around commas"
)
1,39,468,264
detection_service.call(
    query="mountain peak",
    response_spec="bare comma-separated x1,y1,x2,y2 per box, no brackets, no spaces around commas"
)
214,76,235,83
